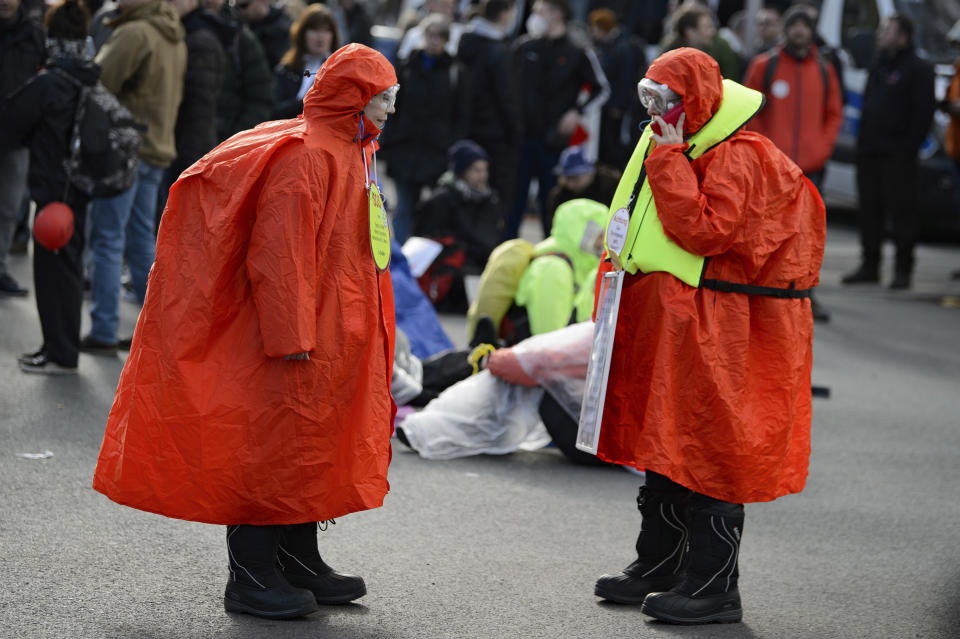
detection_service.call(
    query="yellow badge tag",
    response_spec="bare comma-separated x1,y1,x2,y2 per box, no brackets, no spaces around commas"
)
368,182,391,271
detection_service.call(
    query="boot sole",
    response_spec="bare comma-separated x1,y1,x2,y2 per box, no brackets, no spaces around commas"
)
594,583,648,605
224,596,320,619
313,584,367,605
640,602,742,625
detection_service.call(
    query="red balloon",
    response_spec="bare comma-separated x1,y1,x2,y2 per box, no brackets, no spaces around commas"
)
34,202,75,251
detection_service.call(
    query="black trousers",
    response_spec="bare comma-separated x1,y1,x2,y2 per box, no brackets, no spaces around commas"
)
538,392,611,466
644,470,735,509
855,153,919,274
473,136,518,227
33,195,88,367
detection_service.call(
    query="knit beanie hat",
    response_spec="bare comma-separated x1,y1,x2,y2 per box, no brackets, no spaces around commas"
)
448,140,489,176
782,5,815,32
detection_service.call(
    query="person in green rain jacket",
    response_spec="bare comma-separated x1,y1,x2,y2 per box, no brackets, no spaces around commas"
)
469,197,608,345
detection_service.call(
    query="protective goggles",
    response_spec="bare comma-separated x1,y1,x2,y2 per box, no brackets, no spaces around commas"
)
373,84,400,111
637,78,681,113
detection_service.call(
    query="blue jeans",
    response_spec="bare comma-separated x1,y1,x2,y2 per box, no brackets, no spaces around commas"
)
0,148,29,276
392,179,425,244
89,160,163,342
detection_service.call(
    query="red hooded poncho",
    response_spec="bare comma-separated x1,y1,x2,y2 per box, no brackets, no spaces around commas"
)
92,44,399,525
597,49,826,503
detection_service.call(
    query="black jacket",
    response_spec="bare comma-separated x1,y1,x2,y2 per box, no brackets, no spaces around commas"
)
594,29,645,115
273,63,303,120
414,174,502,273
0,55,100,206
381,50,459,185
513,32,608,150
273,53,331,120
248,6,291,69
456,26,522,146
340,1,372,47
546,164,620,219
170,9,227,178
858,46,936,156
213,6,274,141
0,6,45,102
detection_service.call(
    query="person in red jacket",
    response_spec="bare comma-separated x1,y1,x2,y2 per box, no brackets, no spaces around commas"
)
92,43,399,620
743,3,841,322
744,4,843,187
592,48,825,624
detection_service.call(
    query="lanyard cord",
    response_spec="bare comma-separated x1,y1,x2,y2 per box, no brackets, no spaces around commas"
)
362,142,379,188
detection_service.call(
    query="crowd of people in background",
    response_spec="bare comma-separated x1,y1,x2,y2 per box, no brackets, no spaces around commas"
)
0,0,955,375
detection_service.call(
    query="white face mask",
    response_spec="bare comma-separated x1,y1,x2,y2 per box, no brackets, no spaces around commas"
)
525,13,549,38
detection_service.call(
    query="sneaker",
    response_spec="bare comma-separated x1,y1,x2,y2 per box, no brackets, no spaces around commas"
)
0,273,28,297
19,352,77,375
18,348,45,364
79,335,118,355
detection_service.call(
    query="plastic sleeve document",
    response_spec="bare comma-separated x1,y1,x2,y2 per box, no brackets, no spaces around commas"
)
576,270,624,455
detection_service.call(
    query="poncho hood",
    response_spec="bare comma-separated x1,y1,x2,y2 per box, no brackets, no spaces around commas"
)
536,198,608,285
303,43,398,141
645,47,722,134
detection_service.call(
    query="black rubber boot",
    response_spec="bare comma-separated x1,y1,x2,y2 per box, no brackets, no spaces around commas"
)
641,498,744,625
595,482,688,604
223,524,320,619
278,522,367,604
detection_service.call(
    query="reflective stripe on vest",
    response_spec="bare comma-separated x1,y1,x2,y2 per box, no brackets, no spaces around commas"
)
604,79,764,286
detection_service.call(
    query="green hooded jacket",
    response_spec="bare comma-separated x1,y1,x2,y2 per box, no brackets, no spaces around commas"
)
515,198,608,335
97,0,187,168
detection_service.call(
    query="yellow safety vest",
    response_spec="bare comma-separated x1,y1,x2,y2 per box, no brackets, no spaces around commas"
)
604,79,765,286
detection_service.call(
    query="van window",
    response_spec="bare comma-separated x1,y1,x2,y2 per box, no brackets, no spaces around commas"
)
842,0,879,68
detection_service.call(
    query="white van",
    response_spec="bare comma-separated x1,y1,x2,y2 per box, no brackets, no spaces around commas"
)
817,0,960,235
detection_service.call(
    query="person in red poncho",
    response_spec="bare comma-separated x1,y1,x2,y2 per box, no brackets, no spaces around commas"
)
592,48,825,624
92,43,400,620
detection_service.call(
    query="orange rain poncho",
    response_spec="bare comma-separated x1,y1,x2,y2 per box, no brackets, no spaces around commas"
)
93,44,399,525
597,49,826,503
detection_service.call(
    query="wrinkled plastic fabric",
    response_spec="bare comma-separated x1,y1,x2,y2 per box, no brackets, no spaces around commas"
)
390,237,455,358
399,372,550,460
402,322,594,460
392,330,424,406
466,238,535,339
494,321,594,421
597,48,826,503
92,44,400,525
515,199,608,335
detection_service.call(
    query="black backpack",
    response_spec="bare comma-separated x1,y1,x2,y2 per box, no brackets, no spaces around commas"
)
52,67,142,198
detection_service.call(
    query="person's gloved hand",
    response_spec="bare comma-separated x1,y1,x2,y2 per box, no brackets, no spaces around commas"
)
285,352,310,361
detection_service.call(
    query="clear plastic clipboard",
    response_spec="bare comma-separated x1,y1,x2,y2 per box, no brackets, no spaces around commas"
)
576,270,625,455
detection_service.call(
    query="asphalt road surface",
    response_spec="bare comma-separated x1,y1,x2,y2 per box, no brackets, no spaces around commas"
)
1,224,958,638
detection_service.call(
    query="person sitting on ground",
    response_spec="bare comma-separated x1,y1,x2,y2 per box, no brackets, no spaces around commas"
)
412,139,503,309
396,320,609,466
273,3,339,119
546,145,620,219
467,197,608,347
